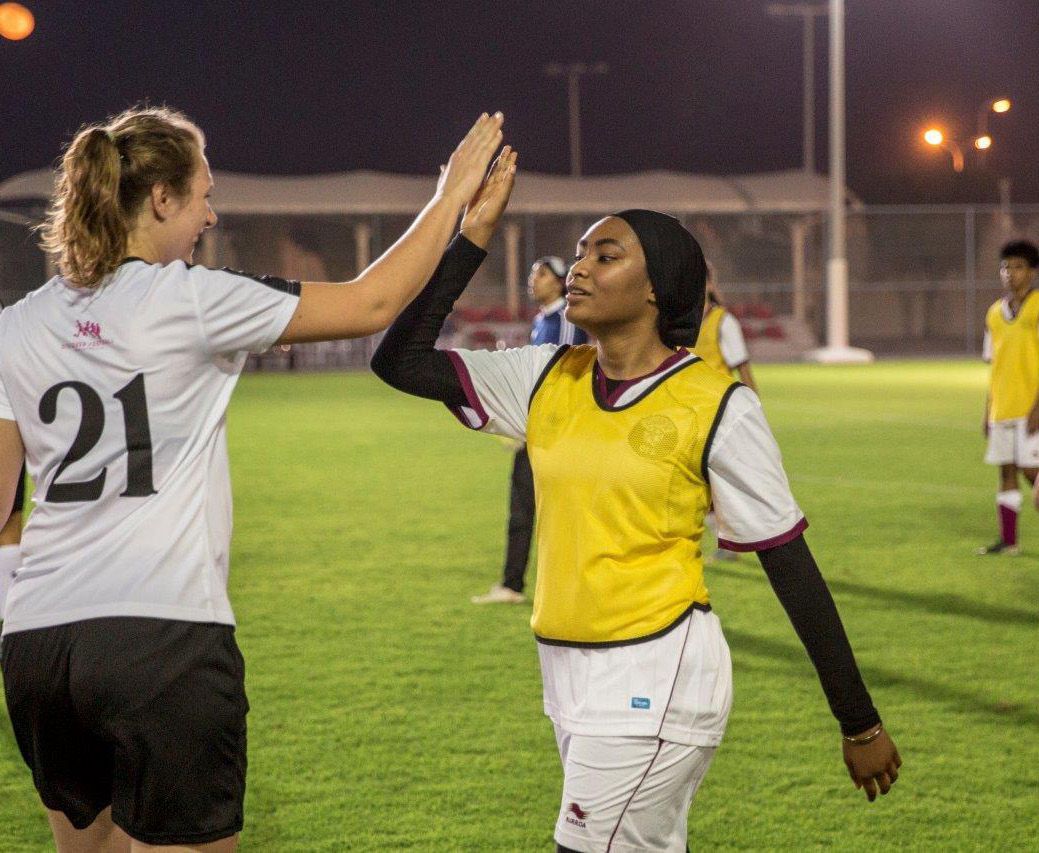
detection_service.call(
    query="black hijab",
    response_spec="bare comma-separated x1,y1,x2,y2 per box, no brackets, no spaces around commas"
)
613,209,707,347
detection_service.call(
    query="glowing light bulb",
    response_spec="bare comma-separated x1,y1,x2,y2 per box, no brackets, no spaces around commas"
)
992,99,1011,114
923,129,944,146
974,135,993,151
0,2,34,41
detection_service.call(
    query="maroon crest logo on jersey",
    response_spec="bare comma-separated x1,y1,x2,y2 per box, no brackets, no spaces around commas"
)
75,320,103,340
64,320,111,350
565,802,589,828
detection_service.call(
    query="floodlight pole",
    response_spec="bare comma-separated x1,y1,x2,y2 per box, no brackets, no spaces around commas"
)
807,0,872,362
545,62,608,177
765,3,827,174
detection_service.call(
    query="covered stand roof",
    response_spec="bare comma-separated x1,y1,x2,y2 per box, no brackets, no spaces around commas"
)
0,168,841,216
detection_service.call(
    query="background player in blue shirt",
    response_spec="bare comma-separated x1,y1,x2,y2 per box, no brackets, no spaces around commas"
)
472,256,588,604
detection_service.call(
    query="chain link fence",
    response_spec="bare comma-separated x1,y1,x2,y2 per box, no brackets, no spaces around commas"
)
3,204,1038,361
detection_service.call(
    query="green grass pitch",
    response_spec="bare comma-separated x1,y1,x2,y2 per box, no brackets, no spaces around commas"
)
1,361,1037,850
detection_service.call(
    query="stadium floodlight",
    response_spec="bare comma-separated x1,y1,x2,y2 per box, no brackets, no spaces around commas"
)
544,62,609,177
922,127,965,172
0,2,34,41
977,96,1011,138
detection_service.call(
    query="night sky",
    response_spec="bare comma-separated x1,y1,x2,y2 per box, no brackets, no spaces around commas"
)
2,0,1037,203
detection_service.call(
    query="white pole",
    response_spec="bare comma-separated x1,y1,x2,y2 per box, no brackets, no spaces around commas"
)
504,221,522,321
804,13,815,173
827,0,847,350
807,0,872,362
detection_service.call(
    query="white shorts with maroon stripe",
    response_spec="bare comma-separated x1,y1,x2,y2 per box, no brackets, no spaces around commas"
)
553,730,716,852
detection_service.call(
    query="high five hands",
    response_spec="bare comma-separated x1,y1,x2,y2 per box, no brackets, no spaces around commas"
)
460,145,519,249
437,112,507,213
842,725,902,802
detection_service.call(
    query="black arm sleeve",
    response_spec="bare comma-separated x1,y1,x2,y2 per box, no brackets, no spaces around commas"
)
369,234,488,407
757,534,881,736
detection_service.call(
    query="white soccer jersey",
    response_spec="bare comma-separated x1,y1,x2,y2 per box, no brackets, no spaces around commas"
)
718,312,750,369
445,344,804,742
0,260,299,634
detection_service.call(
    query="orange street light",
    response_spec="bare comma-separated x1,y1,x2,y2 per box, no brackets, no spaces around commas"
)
978,97,1011,137
0,2,34,41
974,135,993,151
922,127,964,172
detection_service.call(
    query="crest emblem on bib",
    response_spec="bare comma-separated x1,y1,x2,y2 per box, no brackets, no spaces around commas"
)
628,415,682,459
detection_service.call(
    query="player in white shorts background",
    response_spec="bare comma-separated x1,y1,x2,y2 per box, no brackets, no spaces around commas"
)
694,265,757,564
0,106,504,850
372,156,901,851
978,240,1039,556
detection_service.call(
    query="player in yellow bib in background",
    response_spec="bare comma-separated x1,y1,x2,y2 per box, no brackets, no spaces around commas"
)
695,265,757,562
978,240,1039,556
694,264,756,391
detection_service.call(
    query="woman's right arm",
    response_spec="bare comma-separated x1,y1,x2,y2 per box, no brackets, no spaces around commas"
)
276,113,505,344
370,147,518,406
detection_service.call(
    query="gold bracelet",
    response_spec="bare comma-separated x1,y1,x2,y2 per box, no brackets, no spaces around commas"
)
843,724,884,745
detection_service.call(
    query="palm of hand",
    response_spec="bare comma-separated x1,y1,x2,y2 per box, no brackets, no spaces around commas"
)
462,146,516,234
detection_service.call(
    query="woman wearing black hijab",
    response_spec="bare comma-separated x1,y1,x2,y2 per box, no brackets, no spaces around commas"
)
372,157,901,851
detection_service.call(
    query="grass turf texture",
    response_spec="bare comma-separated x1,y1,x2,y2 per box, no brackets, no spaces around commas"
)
1,361,1037,850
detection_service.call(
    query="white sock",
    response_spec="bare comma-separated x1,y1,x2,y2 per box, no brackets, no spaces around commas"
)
996,489,1023,512
0,544,20,621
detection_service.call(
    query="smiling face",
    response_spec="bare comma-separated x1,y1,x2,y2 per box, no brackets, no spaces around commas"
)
165,153,217,264
565,216,658,337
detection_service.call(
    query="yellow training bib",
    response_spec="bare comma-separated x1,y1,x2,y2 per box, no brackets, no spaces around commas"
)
526,346,737,646
987,291,1039,421
694,305,728,375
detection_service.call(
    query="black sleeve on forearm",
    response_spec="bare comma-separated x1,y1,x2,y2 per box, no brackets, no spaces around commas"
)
757,534,881,736
369,234,487,407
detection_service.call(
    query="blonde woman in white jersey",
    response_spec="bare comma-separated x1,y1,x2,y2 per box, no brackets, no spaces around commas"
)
0,106,504,852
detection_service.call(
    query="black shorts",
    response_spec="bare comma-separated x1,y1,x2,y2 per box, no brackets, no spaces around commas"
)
1,617,248,845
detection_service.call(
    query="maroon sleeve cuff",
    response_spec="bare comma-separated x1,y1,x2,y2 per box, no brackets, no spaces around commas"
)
443,350,489,430
718,516,808,552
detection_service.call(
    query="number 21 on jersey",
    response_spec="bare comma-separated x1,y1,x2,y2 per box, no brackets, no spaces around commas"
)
39,373,156,503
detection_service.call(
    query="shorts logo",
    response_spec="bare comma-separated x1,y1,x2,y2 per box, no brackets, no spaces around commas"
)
631,696,651,710
565,802,588,828
64,320,111,350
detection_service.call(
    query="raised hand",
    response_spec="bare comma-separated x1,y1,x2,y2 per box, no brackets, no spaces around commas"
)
460,146,518,249
437,112,505,210
842,727,902,802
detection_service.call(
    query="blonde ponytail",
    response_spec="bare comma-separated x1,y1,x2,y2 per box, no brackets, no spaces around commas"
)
40,106,204,288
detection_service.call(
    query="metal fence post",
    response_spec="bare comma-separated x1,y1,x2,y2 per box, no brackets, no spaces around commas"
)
965,208,977,354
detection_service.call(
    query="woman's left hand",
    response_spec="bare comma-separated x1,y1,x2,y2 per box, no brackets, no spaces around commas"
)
842,727,902,802
460,145,518,249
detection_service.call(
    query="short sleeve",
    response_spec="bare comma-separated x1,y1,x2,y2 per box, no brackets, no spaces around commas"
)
982,330,992,363
718,313,749,368
445,344,562,441
707,386,806,551
188,265,301,356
